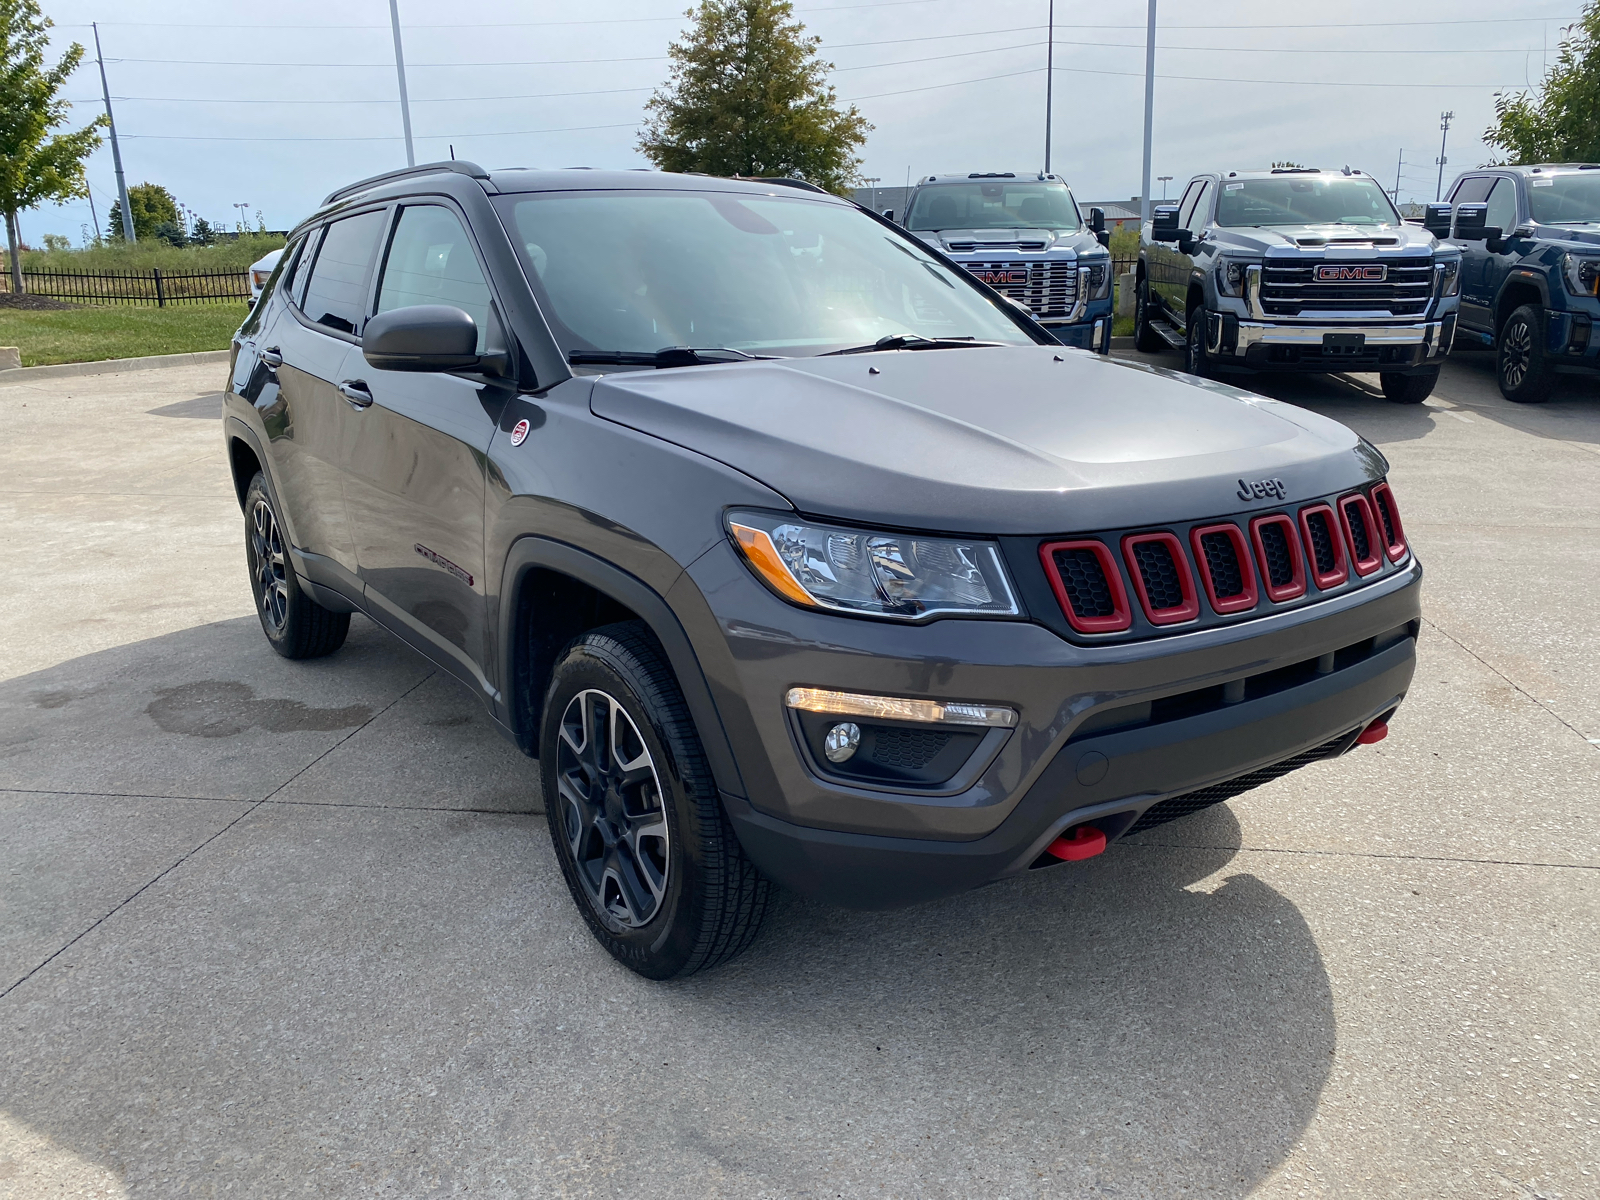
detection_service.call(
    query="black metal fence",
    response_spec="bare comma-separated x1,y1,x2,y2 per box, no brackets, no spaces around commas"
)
0,268,251,306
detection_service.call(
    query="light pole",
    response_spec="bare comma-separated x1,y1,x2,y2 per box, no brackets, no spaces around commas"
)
389,0,416,167
1435,112,1453,201
233,202,250,231
1139,0,1157,224
93,23,135,243
1158,175,1173,201
1044,0,1054,174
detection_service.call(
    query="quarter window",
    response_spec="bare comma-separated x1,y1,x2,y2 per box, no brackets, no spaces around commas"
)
299,210,387,335
376,205,494,352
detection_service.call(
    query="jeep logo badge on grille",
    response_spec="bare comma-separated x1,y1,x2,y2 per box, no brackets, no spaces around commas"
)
1314,264,1387,282
972,268,1028,286
1237,477,1287,502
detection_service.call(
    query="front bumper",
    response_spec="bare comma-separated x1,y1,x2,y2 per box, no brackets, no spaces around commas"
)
1043,312,1113,353
686,541,1423,909
1206,314,1455,374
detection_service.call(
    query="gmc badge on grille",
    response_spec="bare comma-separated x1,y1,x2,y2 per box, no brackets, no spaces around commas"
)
972,268,1028,286
1237,477,1287,502
1314,264,1387,282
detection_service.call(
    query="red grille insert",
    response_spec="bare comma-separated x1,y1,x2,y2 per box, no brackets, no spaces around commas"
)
1039,540,1132,633
1338,493,1383,576
1298,504,1349,590
1248,513,1307,602
1121,532,1200,624
1369,481,1407,561
1189,523,1258,614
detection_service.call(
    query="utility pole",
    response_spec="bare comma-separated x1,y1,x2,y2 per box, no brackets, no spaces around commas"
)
389,0,416,167
1435,112,1453,201
1393,148,1404,202
1139,0,1157,224
93,23,134,243
1044,0,1054,174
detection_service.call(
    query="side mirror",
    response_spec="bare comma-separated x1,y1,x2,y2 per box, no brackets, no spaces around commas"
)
1089,206,1111,247
363,305,487,372
1151,204,1190,243
1423,202,1453,238
1453,203,1502,243
882,209,894,222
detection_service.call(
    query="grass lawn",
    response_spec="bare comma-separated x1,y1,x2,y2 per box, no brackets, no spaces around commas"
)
0,303,247,367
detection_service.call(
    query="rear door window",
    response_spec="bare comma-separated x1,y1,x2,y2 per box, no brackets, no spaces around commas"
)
375,205,495,352
299,210,387,335
1173,180,1203,225
1449,176,1494,206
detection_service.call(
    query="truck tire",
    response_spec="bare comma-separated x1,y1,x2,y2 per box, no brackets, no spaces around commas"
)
1134,276,1165,353
1497,304,1554,403
1184,307,1214,379
540,621,771,979
243,473,350,659
1380,367,1438,404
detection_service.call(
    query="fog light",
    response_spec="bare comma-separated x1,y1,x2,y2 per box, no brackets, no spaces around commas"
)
824,722,861,762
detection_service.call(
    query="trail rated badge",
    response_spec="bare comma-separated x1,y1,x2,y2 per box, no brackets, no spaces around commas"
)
510,418,531,446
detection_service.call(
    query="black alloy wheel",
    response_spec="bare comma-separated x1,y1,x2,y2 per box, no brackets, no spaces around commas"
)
242,472,351,659
1380,367,1439,404
1497,304,1553,403
1134,276,1165,353
1184,308,1214,379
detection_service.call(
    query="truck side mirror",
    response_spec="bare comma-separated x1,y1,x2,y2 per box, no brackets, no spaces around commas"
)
1089,206,1110,247
1423,203,1453,238
1453,202,1502,244
882,209,894,222
1151,204,1189,243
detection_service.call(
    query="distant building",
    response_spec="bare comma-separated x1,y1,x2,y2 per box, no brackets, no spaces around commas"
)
1080,198,1144,231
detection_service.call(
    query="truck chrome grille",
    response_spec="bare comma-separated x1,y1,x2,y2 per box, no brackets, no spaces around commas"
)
963,260,1079,318
1259,255,1433,317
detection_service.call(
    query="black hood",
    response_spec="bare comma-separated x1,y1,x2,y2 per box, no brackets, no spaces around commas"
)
590,346,1382,535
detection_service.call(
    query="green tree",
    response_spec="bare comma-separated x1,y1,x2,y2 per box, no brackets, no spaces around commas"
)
639,0,870,195
0,0,104,294
107,182,180,242
1485,3,1600,164
189,215,215,246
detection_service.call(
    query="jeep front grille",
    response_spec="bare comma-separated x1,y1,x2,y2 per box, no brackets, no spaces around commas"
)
1259,255,1433,317
964,260,1079,318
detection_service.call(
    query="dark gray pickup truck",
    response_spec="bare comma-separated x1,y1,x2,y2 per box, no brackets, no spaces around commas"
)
225,163,1420,978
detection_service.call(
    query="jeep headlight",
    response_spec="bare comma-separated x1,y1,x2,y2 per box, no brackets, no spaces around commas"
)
728,511,1019,621
1216,257,1260,298
1561,253,1600,298
1436,257,1461,297
1086,261,1112,300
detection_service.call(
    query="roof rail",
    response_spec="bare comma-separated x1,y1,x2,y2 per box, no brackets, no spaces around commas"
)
968,172,1016,179
1269,167,1321,175
747,177,829,194
322,160,491,206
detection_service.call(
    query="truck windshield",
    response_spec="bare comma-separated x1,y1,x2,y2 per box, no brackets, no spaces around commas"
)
500,190,1035,357
1214,176,1401,227
905,181,1081,231
1528,172,1600,224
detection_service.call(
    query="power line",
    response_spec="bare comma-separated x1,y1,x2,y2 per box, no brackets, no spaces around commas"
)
120,121,642,143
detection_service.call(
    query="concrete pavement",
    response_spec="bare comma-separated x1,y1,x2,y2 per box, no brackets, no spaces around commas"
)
0,356,1595,1198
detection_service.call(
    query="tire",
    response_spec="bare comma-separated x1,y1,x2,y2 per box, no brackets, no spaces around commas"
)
243,473,350,659
540,621,771,979
1134,276,1165,353
1380,367,1438,404
1184,307,1214,379
1497,303,1554,403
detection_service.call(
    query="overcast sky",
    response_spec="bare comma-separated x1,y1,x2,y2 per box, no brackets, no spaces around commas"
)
20,0,1581,244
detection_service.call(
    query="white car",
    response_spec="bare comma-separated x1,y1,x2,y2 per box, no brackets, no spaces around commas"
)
249,248,284,302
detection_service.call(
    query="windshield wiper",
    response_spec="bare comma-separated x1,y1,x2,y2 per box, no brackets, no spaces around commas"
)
567,346,777,369
819,334,1007,356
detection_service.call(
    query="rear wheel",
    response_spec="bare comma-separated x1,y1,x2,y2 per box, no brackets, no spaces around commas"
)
1134,276,1165,353
540,622,771,979
1184,307,1214,379
1497,304,1553,403
243,473,350,659
1380,367,1438,404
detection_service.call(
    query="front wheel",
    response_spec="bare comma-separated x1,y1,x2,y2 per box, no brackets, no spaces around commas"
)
1380,367,1438,404
1134,276,1165,353
540,622,771,979
1497,304,1553,403
1184,308,1214,379
243,473,350,659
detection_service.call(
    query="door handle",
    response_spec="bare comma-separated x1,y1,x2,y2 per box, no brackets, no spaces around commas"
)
339,379,374,408
260,346,283,369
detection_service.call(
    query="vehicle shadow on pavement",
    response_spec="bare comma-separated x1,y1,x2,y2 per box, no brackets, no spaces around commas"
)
0,614,1333,1197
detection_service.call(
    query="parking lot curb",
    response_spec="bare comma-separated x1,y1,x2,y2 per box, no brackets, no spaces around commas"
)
0,348,231,383
1110,336,1135,349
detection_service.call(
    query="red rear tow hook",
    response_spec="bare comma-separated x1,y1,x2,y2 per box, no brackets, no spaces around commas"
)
1357,719,1389,746
1045,825,1107,862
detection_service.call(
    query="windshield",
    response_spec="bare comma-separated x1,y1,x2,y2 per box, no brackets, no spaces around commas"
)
1214,176,1401,227
905,181,1081,231
1528,172,1600,223
501,191,1035,357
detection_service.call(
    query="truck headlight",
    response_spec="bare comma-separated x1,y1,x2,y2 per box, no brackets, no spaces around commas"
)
1562,253,1600,298
728,511,1019,621
1086,262,1112,300
1436,258,1461,297
1216,258,1260,298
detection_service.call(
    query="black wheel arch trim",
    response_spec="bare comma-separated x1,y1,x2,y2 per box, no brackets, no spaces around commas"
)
498,535,746,798
1494,271,1551,328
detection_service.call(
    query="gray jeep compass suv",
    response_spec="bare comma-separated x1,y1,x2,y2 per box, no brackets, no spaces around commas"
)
225,162,1421,979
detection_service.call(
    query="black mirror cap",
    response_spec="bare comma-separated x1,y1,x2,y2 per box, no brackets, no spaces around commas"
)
1453,202,1501,241
882,209,894,222
362,305,481,372
1095,229,1112,248
1151,205,1189,242
1089,206,1106,233
1423,202,1453,237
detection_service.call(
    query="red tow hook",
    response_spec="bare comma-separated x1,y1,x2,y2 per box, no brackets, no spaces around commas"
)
1357,719,1389,746
1045,825,1107,862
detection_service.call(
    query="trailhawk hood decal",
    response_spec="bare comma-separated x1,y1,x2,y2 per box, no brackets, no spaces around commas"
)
589,346,1379,534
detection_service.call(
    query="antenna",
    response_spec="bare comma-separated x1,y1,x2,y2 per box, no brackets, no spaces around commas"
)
1435,111,1454,201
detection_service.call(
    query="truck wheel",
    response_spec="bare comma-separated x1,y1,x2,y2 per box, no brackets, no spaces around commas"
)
540,621,771,980
1134,277,1165,353
1380,367,1438,404
1497,304,1553,403
243,473,350,659
1184,308,1214,379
